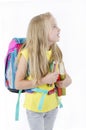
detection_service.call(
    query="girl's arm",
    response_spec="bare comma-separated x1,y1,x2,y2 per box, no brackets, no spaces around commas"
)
15,55,58,90
15,55,37,90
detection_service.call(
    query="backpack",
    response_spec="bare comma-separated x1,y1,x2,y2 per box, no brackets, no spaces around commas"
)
5,38,26,93
4,38,66,121
4,38,27,121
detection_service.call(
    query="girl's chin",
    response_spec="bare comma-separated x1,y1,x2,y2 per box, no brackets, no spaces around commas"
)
57,37,60,41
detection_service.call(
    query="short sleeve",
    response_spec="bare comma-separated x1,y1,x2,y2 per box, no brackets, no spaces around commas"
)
18,49,29,62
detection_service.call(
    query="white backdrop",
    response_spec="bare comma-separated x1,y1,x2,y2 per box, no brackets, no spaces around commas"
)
0,0,86,130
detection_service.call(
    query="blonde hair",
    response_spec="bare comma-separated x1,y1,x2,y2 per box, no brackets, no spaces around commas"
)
25,12,63,80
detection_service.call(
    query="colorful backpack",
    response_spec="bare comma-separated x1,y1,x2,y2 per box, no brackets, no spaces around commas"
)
5,38,26,93
4,38,27,121
4,38,66,121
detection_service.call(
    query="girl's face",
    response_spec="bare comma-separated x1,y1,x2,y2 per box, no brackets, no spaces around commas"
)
48,17,60,46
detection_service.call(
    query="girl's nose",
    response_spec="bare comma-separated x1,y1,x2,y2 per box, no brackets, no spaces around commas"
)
58,27,61,32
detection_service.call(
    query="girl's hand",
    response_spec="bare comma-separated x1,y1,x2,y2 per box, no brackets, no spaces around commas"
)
57,73,72,88
42,72,58,85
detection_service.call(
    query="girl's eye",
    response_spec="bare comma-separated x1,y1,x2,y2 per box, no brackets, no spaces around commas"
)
53,25,57,28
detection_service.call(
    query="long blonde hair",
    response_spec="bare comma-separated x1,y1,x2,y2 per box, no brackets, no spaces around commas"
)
25,12,63,80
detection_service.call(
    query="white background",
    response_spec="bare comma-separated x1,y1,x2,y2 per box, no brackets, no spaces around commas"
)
0,0,86,130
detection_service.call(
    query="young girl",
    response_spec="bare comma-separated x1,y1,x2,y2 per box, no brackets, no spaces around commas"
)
15,12,72,130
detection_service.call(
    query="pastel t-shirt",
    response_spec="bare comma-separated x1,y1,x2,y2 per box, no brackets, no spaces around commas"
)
20,49,58,112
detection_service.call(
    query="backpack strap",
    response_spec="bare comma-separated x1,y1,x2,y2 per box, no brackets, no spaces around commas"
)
15,90,22,121
31,88,48,110
56,93,63,108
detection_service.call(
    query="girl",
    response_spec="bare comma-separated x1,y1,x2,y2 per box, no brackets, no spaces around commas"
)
15,12,72,130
